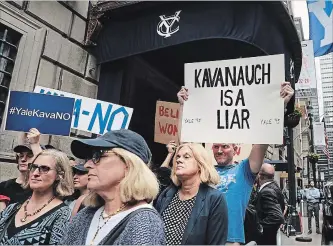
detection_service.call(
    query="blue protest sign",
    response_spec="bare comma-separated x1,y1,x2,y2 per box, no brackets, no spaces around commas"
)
5,91,75,136
307,0,333,57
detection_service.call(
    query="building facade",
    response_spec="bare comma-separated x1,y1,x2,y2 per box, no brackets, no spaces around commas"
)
320,53,333,178
0,1,100,181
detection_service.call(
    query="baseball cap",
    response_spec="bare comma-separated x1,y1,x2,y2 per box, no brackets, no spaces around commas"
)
72,163,88,173
13,144,32,153
40,144,58,150
71,129,152,164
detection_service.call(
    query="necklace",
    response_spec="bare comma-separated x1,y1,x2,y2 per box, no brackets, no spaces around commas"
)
90,204,127,246
21,196,55,222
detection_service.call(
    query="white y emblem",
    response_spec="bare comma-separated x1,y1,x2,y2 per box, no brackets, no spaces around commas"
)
157,10,181,38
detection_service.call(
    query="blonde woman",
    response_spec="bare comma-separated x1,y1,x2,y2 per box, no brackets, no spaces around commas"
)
155,143,228,245
0,150,74,245
60,129,165,245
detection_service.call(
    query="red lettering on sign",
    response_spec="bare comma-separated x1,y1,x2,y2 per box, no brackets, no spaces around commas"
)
159,106,165,116
159,122,178,136
165,108,169,117
158,106,179,119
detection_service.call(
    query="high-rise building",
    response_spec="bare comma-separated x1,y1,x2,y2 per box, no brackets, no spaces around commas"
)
320,53,333,178
294,17,304,41
292,16,322,184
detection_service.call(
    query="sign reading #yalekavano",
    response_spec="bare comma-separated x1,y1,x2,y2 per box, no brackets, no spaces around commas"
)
5,91,74,136
34,86,133,135
181,54,285,144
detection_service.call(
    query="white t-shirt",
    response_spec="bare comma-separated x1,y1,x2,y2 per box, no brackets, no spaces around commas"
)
86,203,152,245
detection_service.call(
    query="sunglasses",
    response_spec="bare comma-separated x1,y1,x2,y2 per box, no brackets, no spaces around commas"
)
28,163,55,174
86,149,111,165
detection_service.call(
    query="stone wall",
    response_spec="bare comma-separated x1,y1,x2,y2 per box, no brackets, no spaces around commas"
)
0,1,100,181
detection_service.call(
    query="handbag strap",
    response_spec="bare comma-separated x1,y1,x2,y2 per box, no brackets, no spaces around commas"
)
102,207,156,245
0,204,21,241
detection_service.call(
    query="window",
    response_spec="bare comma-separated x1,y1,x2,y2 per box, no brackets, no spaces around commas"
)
0,24,20,126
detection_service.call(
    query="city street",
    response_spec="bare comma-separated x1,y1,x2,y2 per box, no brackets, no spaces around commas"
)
280,212,323,245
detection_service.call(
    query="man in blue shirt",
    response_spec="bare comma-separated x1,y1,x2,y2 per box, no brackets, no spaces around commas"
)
177,81,294,245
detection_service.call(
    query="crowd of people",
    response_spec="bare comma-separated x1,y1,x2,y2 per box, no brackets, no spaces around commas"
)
0,81,295,245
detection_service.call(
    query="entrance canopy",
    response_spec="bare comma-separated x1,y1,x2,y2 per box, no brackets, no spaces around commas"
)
92,1,302,85
91,1,302,164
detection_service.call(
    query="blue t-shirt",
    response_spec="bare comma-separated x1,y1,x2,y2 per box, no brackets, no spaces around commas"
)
216,159,256,243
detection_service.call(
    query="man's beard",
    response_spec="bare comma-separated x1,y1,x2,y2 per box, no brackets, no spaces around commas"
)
215,155,233,166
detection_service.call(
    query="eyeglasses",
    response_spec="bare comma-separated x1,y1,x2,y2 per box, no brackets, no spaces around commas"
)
28,163,54,174
86,149,110,165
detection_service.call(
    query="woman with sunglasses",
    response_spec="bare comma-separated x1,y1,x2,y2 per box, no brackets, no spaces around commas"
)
69,163,89,218
60,129,165,245
0,150,74,245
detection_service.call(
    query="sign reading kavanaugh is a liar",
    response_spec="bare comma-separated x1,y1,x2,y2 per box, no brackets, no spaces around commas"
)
34,86,134,135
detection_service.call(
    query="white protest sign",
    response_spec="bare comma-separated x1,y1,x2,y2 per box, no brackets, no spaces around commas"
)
34,86,133,135
181,54,285,144
313,122,325,146
295,40,317,90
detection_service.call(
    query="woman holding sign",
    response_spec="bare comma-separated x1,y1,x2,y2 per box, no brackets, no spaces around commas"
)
155,143,228,245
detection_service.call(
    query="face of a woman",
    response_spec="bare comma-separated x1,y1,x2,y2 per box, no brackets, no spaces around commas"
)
175,146,199,179
29,155,58,192
84,151,126,192
73,171,88,190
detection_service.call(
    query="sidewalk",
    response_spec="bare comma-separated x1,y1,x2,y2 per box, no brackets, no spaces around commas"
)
280,212,323,245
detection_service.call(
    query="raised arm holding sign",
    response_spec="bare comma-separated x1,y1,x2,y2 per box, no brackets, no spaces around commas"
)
176,55,294,244
178,81,294,173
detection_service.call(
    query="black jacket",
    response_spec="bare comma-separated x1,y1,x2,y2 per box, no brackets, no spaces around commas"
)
255,181,285,228
155,183,228,245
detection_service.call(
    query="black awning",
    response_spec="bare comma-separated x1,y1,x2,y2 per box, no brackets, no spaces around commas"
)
93,1,301,82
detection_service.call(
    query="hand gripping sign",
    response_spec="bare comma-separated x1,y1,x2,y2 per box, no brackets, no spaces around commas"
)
34,86,133,135
181,54,285,144
4,91,75,136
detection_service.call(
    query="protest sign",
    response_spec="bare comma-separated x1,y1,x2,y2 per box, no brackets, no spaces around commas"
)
295,40,317,90
205,143,252,165
181,54,285,144
34,86,133,135
154,101,180,144
5,91,74,136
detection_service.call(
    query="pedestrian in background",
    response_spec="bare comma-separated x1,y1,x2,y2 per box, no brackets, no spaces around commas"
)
305,181,321,234
255,163,285,245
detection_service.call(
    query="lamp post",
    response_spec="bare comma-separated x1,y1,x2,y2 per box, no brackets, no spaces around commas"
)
286,125,301,234
307,104,317,187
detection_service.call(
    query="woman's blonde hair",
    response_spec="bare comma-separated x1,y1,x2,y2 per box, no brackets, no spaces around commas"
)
23,149,74,198
84,148,159,207
171,143,220,187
